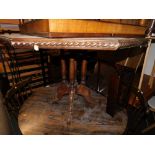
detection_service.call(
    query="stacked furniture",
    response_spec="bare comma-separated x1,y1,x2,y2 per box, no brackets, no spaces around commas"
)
0,19,152,134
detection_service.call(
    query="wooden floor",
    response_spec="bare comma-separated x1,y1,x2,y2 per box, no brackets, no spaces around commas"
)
18,83,127,135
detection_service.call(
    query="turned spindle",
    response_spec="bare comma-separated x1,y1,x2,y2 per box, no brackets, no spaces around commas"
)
96,60,101,91
74,60,77,84
81,59,87,84
69,58,76,85
61,58,67,83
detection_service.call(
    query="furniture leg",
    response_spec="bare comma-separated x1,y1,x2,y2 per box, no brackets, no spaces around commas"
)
81,59,87,84
61,58,67,83
57,57,69,100
77,59,96,108
69,58,76,85
67,58,76,125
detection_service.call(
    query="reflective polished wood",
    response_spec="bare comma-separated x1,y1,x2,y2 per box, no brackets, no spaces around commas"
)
19,19,149,37
0,33,147,51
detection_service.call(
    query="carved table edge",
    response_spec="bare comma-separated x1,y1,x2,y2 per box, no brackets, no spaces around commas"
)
0,36,148,51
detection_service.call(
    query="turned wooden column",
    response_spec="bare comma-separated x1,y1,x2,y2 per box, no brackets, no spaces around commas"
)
96,60,101,91
57,54,69,100
61,58,67,83
74,60,77,84
69,58,76,85
81,59,87,84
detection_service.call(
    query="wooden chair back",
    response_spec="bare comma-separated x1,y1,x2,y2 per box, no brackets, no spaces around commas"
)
5,77,32,119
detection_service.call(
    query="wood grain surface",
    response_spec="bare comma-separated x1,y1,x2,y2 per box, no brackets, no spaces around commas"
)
18,83,127,135
20,19,147,37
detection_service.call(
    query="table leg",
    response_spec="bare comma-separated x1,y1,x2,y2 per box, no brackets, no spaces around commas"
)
69,58,76,85
57,58,69,100
67,58,76,125
74,59,78,86
77,59,96,108
81,59,87,84
61,58,67,83
57,57,99,108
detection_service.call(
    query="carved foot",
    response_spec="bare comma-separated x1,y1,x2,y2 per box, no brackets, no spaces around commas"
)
77,84,96,108
57,83,70,100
